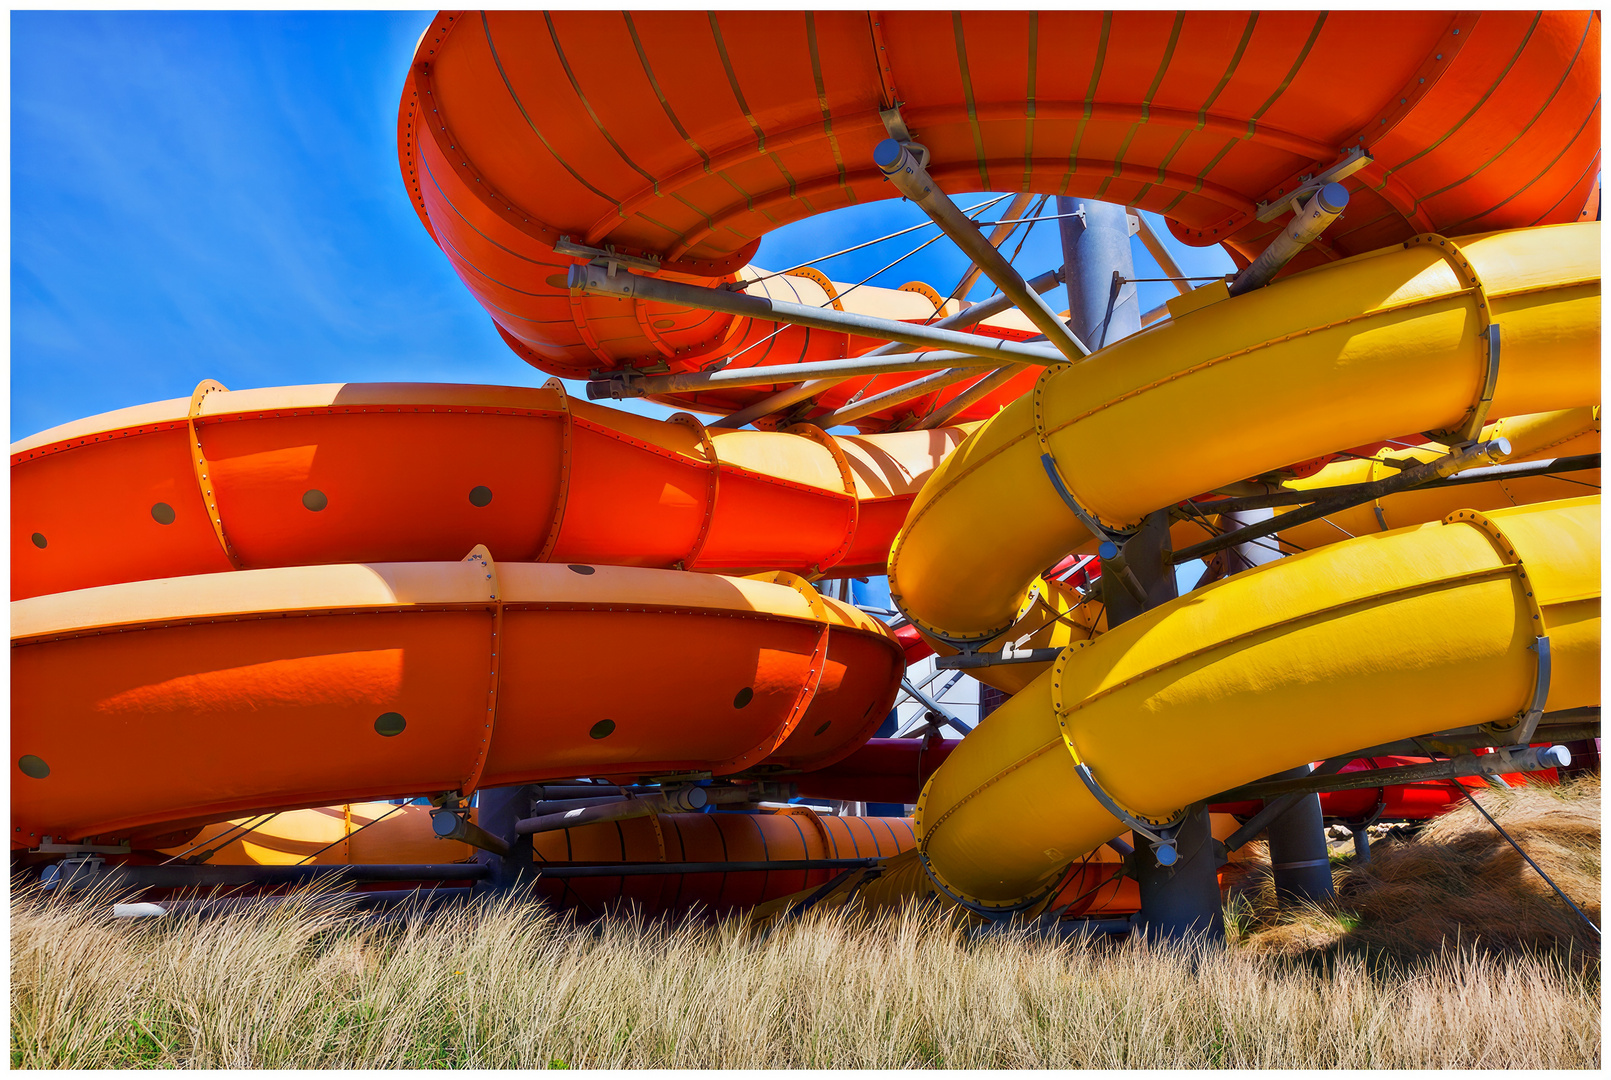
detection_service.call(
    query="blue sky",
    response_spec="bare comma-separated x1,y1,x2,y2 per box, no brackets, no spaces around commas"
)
11,10,1233,444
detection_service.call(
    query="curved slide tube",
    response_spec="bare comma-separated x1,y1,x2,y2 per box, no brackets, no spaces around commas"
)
936,406,1600,700
399,11,1598,428
914,496,1600,909
889,222,1599,644
11,555,902,846
151,801,916,918
12,380,973,601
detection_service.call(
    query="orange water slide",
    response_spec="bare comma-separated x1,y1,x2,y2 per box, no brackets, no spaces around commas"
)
12,381,972,601
150,801,916,916
11,557,903,847
400,10,1599,428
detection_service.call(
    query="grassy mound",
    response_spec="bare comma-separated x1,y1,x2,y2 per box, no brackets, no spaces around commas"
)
1229,774,1600,963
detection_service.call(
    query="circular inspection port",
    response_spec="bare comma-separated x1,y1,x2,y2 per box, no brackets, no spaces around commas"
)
30,533,46,549
374,712,407,736
568,564,596,575
18,755,50,779
589,719,616,740
151,502,176,525
302,490,328,512
814,721,832,737
733,687,754,709
468,485,493,507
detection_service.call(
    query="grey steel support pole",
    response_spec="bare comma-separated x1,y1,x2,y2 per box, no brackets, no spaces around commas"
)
1055,198,1140,350
470,784,537,892
1061,200,1219,942
1133,803,1225,942
1221,507,1335,906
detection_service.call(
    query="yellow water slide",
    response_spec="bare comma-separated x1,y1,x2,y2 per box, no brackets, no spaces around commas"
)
891,222,1600,910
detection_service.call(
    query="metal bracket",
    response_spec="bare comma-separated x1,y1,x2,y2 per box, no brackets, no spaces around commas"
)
1074,762,1186,866
1484,636,1552,745
1427,324,1502,446
1042,454,1122,543
936,644,1062,669
878,104,930,168
1254,146,1374,222
555,235,661,276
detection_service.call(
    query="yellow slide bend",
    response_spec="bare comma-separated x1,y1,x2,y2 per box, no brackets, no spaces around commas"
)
914,496,1600,909
888,223,1599,644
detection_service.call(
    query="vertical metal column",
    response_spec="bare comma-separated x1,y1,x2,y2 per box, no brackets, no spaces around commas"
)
1220,508,1335,905
1132,802,1224,941
1055,198,1140,350
470,784,537,892
1061,199,1220,941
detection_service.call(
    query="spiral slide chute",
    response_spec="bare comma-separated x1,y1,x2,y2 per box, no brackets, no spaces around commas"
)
12,381,973,601
11,556,902,846
889,222,1599,644
914,496,1599,909
400,11,1598,429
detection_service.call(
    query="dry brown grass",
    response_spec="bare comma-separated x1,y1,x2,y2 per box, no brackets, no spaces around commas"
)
1230,774,1602,964
11,876,1600,1068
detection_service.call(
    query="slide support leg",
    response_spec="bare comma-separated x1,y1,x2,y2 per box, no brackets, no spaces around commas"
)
471,784,537,893
1222,507,1336,907
1135,803,1226,943
1061,198,1222,941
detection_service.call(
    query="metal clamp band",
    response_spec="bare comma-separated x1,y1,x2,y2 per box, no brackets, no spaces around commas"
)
1404,234,1501,445
668,412,720,571
1050,648,1185,862
1073,763,1186,865
535,378,573,562
1031,367,1128,544
186,379,243,569
1443,508,1554,743
1271,858,1332,872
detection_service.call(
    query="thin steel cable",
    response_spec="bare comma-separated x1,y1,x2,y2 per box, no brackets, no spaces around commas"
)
743,193,1014,287
293,804,409,866
719,226,957,368
1449,781,1600,937
909,193,1051,425
1179,496,1308,557
161,813,280,865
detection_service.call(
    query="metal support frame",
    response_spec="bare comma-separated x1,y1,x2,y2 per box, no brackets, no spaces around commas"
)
1057,197,1141,350
1196,453,1600,516
947,191,1037,306
514,784,753,837
1172,438,1512,564
572,263,1065,396
874,139,1089,361
1218,503,1335,904
591,346,1004,399
900,677,974,735
1230,181,1350,296
1100,509,1176,627
1133,804,1225,942
1213,744,1573,805
916,362,1031,430
430,808,511,857
709,267,1064,428
464,783,535,890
